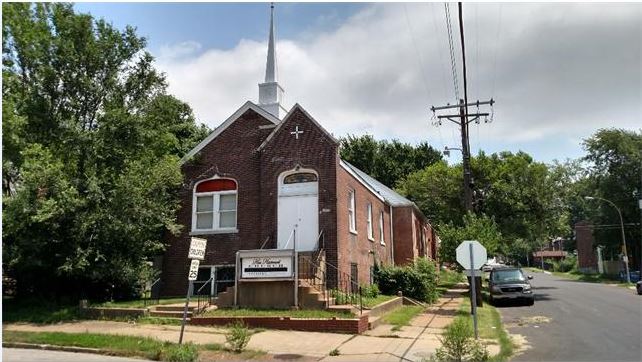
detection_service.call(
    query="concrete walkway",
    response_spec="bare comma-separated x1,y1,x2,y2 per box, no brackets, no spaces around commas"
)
4,289,467,361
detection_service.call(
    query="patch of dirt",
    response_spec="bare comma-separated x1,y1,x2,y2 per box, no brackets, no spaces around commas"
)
517,316,551,326
510,333,531,358
199,351,317,361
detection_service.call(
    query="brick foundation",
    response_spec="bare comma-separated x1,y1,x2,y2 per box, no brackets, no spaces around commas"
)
190,314,369,334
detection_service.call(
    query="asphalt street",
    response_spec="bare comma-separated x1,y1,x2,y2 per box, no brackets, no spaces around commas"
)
495,271,642,362
2,348,144,362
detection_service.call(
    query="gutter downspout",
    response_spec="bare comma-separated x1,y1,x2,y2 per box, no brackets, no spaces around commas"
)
390,205,394,266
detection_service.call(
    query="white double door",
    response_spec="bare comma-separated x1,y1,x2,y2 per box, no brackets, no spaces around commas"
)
277,174,319,251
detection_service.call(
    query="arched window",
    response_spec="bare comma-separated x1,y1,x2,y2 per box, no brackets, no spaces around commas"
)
193,179,237,232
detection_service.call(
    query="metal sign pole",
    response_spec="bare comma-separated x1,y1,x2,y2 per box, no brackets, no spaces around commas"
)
178,280,193,344
469,243,478,340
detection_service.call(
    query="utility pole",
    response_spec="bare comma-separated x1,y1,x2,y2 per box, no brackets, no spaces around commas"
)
431,3,495,212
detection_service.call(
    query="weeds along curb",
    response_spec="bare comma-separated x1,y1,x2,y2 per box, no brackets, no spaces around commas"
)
3,341,110,356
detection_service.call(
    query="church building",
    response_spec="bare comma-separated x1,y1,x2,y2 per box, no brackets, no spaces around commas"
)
160,6,437,299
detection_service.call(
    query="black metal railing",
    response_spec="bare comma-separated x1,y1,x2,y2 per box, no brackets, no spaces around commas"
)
298,250,328,308
143,278,162,308
325,261,363,315
196,277,214,314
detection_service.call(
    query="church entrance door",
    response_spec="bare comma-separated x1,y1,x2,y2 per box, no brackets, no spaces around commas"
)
277,170,319,251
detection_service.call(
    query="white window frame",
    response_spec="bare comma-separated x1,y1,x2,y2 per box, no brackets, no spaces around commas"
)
379,210,385,245
192,179,238,233
367,203,374,241
348,189,357,234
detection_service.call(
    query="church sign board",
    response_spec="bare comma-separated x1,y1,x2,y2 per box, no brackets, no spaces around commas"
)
238,249,294,279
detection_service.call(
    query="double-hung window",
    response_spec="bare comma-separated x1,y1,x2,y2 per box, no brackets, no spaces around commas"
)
379,210,385,245
348,190,357,233
367,203,374,241
193,179,237,232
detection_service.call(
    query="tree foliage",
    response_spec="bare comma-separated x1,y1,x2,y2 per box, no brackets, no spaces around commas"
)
2,3,209,298
339,134,442,188
437,213,502,264
579,129,642,267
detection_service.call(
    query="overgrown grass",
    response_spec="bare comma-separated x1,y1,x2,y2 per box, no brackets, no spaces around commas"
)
381,305,424,330
4,331,264,361
92,297,187,309
454,295,514,362
138,317,184,326
203,308,355,318
3,298,85,324
362,294,396,308
436,269,465,298
3,330,202,361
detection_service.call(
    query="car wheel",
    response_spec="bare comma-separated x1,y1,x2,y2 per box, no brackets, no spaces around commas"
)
527,298,535,306
637,288,642,295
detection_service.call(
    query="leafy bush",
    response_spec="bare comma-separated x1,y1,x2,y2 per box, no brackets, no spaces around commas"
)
225,321,251,353
161,343,199,362
375,257,439,303
360,283,380,298
431,318,489,362
550,255,577,273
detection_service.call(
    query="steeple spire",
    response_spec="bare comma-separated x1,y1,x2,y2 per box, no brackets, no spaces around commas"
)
264,3,277,83
258,2,286,119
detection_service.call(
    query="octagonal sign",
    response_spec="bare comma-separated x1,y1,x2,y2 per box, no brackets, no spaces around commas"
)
456,240,487,270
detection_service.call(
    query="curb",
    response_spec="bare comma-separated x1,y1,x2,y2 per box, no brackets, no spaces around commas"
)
3,342,121,358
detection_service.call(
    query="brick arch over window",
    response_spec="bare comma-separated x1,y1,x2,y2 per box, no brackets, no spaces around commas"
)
192,178,238,233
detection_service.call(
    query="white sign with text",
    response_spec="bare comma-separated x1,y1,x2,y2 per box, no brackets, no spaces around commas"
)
188,237,207,260
188,259,200,281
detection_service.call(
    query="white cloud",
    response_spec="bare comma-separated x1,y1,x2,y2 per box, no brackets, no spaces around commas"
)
154,3,641,158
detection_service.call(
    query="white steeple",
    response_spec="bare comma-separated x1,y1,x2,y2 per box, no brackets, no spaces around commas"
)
258,3,287,119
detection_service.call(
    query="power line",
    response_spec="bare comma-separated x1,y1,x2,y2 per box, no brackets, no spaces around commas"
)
444,3,460,100
403,4,432,102
429,2,451,101
491,3,503,98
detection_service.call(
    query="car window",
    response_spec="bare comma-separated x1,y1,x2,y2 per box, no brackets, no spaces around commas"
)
492,269,526,283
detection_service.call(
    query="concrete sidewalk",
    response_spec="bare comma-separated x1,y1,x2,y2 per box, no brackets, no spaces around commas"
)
4,289,467,361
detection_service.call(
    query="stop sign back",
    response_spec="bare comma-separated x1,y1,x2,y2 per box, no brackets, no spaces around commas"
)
456,240,487,270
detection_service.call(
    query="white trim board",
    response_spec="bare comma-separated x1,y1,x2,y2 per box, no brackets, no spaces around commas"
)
181,101,281,164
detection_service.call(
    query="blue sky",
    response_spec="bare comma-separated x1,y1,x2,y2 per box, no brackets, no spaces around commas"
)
73,3,641,165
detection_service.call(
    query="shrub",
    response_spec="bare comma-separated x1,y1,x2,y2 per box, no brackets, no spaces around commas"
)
329,348,340,356
431,318,489,362
360,283,380,298
225,321,251,353
161,343,199,362
375,257,439,303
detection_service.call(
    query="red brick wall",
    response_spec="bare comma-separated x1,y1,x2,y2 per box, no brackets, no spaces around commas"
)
191,315,369,334
336,166,393,286
575,221,597,272
161,109,274,296
393,207,415,265
258,107,339,281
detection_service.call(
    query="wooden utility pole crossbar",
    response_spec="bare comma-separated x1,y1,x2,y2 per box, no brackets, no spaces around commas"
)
430,2,495,213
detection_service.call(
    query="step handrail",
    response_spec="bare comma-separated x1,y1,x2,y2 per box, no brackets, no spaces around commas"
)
196,276,214,314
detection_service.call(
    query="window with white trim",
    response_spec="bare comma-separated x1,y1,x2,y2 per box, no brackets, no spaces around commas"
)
367,203,374,241
348,190,356,233
379,210,385,245
193,179,237,232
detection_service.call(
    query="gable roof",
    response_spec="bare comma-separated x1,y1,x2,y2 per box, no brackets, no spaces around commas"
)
256,103,339,151
181,101,281,164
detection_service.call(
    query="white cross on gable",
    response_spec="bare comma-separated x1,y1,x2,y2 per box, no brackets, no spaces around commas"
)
290,126,304,140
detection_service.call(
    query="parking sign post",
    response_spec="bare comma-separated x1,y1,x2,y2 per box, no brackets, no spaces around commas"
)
179,239,206,344
469,243,478,339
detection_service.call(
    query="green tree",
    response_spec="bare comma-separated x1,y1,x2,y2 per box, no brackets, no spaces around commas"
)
580,128,642,268
437,213,502,263
339,134,442,188
2,3,209,298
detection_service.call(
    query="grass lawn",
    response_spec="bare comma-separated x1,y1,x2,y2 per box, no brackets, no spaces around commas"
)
3,297,84,324
436,269,465,297
92,297,187,309
362,294,396,308
202,308,355,319
454,295,514,362
380,305,424,330
526,267,636,289
4,330,264,361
